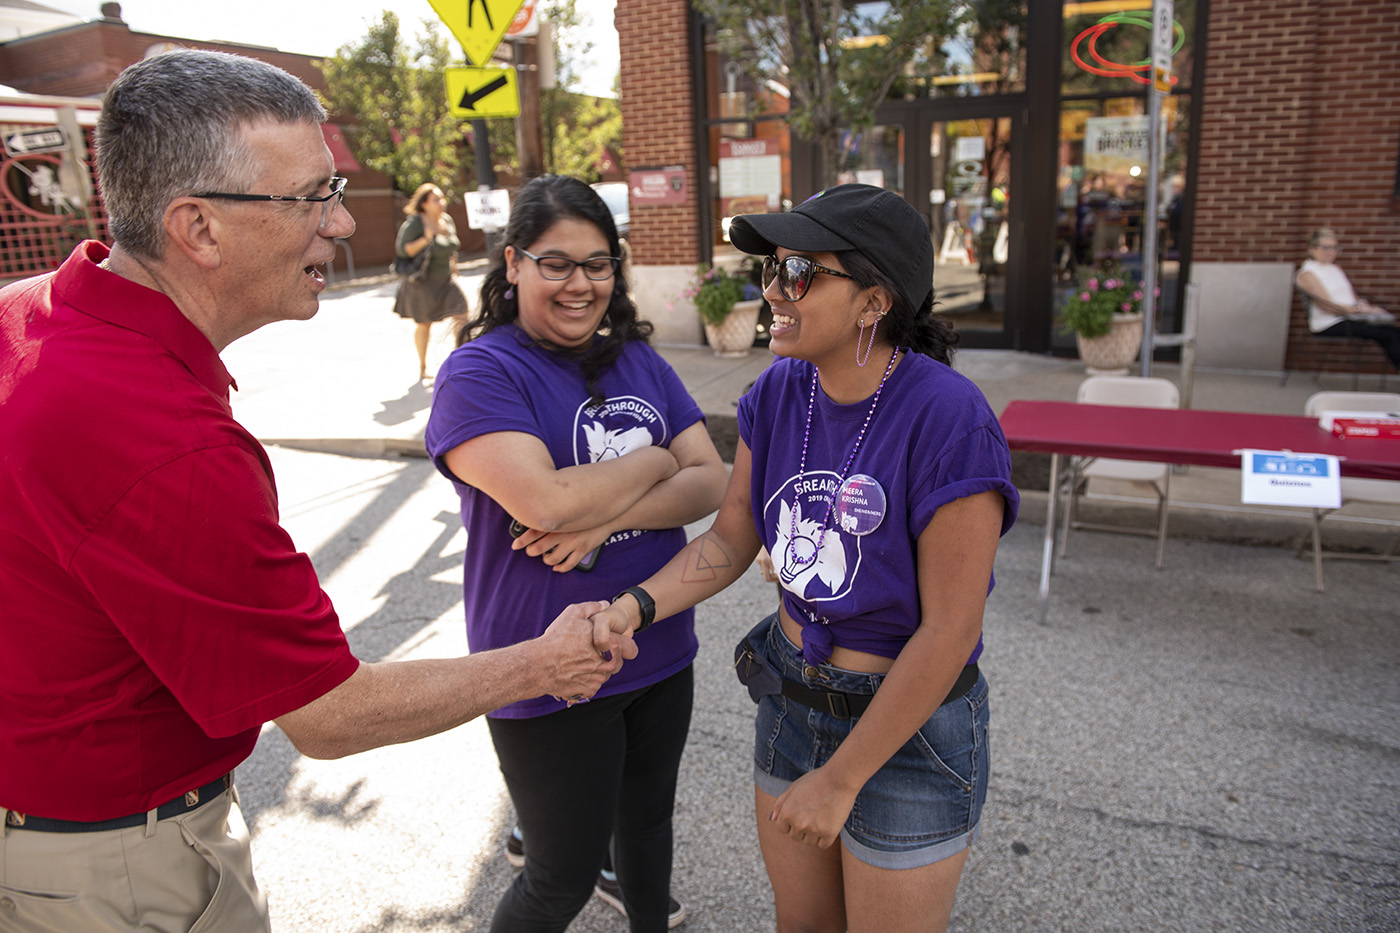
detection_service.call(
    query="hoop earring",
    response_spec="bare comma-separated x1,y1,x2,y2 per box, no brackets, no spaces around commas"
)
855,313,883,367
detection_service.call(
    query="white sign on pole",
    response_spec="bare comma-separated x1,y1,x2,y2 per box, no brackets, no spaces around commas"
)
1239,449,1341,509
1152,0,1174,95
465,188,511,231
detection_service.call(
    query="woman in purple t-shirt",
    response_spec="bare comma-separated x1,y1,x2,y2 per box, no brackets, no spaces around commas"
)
593,184,1017,932
426,175,727,932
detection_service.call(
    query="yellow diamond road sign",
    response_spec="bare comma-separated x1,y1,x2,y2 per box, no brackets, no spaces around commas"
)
445,67,520,119
427,0,525,66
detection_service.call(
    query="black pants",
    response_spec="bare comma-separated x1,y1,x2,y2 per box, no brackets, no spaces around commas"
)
1318,319,1400,368
487,666,693,933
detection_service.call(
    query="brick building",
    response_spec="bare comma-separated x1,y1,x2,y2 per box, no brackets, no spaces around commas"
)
614,0,1400,373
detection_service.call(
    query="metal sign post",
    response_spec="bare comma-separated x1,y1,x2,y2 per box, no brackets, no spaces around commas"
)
1140,0,1173,377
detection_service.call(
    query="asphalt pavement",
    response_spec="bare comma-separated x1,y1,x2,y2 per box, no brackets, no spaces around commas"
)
221,274,1400,932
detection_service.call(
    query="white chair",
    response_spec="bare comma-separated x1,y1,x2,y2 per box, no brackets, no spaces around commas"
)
1060,376,1181,569
1300,391,1400,592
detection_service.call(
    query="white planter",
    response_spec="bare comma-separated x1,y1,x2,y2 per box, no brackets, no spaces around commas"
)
702,298,762,358
1075,313,1144,374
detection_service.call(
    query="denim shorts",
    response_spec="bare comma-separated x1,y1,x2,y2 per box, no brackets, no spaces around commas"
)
751,614,990,870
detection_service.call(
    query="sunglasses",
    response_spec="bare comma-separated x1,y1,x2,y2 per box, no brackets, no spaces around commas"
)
761,254,855,302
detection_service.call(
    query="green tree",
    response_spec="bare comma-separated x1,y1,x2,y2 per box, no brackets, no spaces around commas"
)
538,0,623,181
320,12,469,196
693,0,959,186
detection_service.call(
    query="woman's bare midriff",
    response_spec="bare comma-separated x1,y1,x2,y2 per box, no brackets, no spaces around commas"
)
778,604,895,674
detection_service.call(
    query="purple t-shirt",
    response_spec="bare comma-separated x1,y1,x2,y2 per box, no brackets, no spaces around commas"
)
426,325,704,718
738,352,1018,666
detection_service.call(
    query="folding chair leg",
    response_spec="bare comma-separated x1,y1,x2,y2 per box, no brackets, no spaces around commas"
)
1311,508,1325,593
1154,471,1171,570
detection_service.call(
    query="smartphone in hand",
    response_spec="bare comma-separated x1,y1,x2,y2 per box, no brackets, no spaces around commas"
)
509,519,601,572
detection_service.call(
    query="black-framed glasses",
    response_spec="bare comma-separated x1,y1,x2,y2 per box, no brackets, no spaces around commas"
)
762,254,855,302
192,175,348,228
518,248,620,281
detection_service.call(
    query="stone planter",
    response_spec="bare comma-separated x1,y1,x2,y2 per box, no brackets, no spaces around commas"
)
1075,313,1144,374
702,298,762,358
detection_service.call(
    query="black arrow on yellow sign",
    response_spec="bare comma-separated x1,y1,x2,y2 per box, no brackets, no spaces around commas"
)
459,73,509,111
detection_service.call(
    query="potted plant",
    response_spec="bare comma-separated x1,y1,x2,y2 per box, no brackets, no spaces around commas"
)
686,261,763,357
1060,261,1150,373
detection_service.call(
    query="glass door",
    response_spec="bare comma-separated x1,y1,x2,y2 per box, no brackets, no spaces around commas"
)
922,113,1019,343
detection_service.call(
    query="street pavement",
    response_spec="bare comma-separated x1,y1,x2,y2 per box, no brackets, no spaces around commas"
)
223,275,1400,932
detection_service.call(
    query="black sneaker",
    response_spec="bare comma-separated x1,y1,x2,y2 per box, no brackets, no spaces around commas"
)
504,829,525,869
594,872,686,929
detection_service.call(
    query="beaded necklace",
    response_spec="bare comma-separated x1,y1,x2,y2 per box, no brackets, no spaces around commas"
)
786,347,902,568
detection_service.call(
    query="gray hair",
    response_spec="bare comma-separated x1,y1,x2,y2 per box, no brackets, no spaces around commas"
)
1308,228,1338,248
95,49,326,259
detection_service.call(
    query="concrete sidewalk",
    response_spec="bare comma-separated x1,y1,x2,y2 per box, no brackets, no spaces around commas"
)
224,274,1400,556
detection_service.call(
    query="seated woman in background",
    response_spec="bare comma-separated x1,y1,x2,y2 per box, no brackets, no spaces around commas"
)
1296,228,1400,369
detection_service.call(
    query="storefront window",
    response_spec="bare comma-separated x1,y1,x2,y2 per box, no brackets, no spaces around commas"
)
931,117,1014,332
1062,0,1196,97
1054,95,1190,335
895,2,1028,99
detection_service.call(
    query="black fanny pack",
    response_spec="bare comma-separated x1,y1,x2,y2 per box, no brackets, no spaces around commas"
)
733,618,978,721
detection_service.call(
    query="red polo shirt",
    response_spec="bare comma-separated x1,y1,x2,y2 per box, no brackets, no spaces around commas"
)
0,242,359,820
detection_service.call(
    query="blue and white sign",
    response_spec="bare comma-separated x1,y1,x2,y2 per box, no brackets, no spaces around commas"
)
1239,449,1341,508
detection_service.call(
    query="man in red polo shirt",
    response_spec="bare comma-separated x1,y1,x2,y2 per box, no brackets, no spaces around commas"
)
0,50,635,932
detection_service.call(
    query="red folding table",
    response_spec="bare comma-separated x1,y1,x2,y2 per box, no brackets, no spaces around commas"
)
998,400,1400,618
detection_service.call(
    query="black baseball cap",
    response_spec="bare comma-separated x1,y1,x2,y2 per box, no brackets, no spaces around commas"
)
728,184,934,310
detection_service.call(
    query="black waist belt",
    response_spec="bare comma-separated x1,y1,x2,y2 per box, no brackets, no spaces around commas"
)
5,772,233,834
781,664,979,721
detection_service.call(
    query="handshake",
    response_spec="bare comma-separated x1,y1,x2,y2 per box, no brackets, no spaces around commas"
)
530,596,649,706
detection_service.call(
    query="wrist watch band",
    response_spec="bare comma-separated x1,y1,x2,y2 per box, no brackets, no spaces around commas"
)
614,586,656,633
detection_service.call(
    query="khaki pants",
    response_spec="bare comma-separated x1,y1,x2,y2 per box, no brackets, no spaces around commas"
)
0,787,269,932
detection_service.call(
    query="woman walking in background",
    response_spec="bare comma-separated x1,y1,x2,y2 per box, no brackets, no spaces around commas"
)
393,182,469,382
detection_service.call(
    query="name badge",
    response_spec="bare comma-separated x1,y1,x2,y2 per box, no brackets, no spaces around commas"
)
833,473,886,536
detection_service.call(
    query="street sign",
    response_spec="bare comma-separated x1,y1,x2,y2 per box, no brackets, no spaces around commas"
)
1151,0,1174,95
3,127,67,157
445,67,520,119
505,0,539,38
464,187,511,231
426,0,525,66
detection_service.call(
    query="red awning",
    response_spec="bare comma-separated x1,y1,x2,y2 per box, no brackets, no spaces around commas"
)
321,124,361,173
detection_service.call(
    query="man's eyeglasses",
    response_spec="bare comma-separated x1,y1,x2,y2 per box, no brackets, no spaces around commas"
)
192,175,348,228
518,248,620,281
762,254,855,302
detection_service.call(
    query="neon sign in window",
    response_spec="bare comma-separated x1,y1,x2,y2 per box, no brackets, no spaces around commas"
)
1070,12,1184,87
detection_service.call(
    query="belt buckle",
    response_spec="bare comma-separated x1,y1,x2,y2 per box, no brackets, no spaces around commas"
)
825,693,850,719
5,811,24,827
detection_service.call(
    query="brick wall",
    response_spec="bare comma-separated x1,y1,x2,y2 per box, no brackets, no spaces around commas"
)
615,0,699,267
1194,0,1400,374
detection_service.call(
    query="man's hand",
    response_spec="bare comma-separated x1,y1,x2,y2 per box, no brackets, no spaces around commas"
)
534,601,634,700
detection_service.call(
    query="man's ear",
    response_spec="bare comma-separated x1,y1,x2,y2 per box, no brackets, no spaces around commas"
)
163,197,222,270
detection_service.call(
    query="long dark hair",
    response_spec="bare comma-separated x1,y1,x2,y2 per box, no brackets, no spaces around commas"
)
456,175,651,404
835,250,958,366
